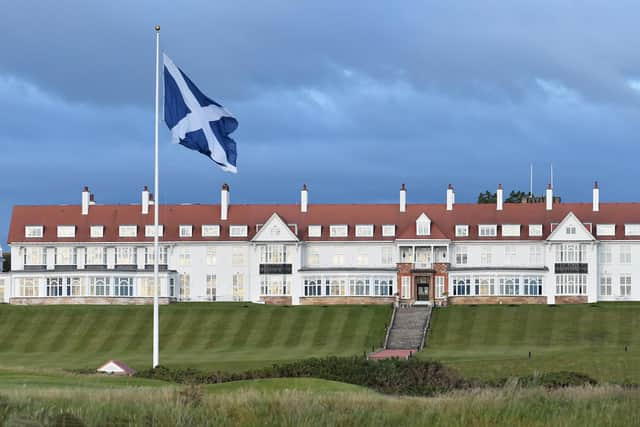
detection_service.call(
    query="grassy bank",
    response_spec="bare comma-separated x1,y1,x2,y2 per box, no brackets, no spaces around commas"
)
1,382,638,426
0,303,390,372
421,302,640,383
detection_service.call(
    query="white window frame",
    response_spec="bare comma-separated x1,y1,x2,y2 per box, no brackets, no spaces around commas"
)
329,225,348,238
455,247,468,265
416,220,430,236
620,246,632,264
179,225,193,238
119,225,137,238
455,225,469,237
145,225,164,237
624,224,640,236
57,226,76,238
382,225,396,237
501,224,520,237
479,224,497,237
90,225,104,238
619,274,632,297
355,224,374,237
529,224,543,237
435,276,445,298
566,226,577,235
308,225,322,238
229,225,248,237
202,224,220,237
596,224,615,237
25,226,44,238
381,246,393,264
206,247,217,266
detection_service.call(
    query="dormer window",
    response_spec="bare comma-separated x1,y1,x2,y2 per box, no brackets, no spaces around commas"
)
502,224,521,237
145,225,164,237
529,224,543,237
57,225,76,238
229,225,248,237
455,225,469,237
382,225,396,237
308,225,322,238
118,225,137,237
355,224,373,237
329,225,348,237
202,225,220,237
596,224,615,237
479,224,497,237
416,213,431,236
25,225,44,238
179,225,193,238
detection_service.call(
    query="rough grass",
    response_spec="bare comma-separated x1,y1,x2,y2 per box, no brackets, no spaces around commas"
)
0,303,390,372
1,382,639,426
421,302,640,383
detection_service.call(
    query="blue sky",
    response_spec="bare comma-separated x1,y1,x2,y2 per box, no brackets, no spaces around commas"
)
2,1,640,250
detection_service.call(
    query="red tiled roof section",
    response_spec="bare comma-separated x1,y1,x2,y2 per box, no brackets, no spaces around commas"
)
8,202,640,244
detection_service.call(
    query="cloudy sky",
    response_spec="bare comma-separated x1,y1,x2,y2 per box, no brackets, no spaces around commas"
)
2,1,640,249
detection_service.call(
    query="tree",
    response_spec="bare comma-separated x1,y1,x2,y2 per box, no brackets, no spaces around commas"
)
477,191,497,204
505,190,528,204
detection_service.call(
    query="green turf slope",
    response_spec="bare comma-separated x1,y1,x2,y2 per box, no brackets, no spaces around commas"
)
0,303,390,372
420,302,640,382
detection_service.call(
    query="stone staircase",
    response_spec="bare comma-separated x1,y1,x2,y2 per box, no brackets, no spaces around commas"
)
385,305,433,350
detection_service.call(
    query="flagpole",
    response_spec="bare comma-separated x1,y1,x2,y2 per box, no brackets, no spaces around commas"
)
153,24,161,368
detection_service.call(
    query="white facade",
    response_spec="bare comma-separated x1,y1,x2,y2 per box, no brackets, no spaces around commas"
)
6,183,640,305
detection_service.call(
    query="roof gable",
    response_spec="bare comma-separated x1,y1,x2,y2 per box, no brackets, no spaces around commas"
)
546,212,595,242
251,213,299,242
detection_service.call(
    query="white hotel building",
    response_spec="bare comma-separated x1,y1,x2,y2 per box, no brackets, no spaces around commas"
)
2,182,640,305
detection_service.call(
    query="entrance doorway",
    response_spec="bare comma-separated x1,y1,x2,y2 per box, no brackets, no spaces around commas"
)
416,276,429,301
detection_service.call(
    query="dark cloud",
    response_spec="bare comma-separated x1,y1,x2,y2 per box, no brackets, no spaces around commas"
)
2,1,640,249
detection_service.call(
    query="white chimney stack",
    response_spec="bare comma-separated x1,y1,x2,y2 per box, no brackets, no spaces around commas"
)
446,184,454,211
221,183,230,221
546,184,553,211
399,183,407,213
81,186,90,215
301,184,308,213
496,184,504,211
142,186,150,215
593,181,599,212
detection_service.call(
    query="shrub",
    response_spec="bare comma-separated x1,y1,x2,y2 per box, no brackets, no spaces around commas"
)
519,371,598,388
138,356,467,396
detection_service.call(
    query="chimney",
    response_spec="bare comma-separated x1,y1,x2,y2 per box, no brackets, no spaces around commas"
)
399,184,407,213
593,181,599,212
546,184,553,211
81,186,90,215
142,186,150,215
301,184,308,213
221,183,230,221
446,184,454,211
89,194,96,205
496,184,504,211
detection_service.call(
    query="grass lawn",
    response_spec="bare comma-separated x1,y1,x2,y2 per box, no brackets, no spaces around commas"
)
0,303,390,372
420,302,640,383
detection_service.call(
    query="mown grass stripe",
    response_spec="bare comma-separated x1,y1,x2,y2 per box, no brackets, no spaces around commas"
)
160,307,191,351
509,304,530,347
204,309,227,350
336,307,363,351
0,307,25,352
230,306,260,348
284,308,311,348
258,307,285,348
13,309,50,353
72,309,110,354
312,306,336,349
178,307,209,350
46,309,86,353
122,307,152,353
95,308,134,354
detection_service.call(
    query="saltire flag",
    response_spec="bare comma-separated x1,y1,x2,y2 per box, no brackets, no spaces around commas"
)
163,54,238,173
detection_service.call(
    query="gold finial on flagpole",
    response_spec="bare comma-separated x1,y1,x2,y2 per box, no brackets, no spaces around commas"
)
155,25,161,32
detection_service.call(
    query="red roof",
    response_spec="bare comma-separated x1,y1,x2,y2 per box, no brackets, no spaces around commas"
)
8,202,640,244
